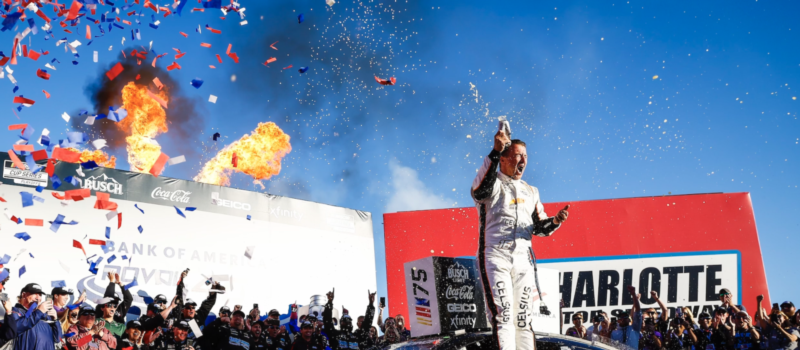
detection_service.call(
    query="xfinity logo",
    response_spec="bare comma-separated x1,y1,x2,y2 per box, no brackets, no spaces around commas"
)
83,173,123,195
211,192,251,211
447,303,477,313
269,206,304,220
450,315,476,328
151,187,192,203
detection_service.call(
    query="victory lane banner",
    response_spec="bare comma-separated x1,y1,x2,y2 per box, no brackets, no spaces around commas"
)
543,251,739,332
383,192,769,334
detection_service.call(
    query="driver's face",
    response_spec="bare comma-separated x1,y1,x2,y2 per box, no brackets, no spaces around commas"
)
499,144,527,180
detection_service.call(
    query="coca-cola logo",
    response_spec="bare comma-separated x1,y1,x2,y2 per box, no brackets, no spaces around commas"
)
445,285,474,301
151,187,192,203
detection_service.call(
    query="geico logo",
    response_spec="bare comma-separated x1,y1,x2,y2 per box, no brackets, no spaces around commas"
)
447,303,477,312
215,198,251,211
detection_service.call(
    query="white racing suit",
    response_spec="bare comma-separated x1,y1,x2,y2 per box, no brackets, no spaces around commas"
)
471,149,561,350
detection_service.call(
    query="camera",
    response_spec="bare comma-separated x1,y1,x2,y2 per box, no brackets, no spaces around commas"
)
594,315,605,323
254,303,258,310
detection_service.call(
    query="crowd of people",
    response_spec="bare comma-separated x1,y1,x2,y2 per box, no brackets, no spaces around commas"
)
564,287,799,350
0,271,411,350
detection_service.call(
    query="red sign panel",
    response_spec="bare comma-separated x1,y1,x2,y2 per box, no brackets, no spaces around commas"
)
383,192,769,329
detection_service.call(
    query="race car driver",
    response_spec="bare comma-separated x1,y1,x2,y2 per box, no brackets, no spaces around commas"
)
471,129,570,350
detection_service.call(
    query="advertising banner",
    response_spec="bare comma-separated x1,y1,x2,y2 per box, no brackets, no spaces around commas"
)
0,152,377,321
383,192,769,334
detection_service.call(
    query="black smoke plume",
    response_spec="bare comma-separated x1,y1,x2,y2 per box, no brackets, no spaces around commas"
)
72,53,206,160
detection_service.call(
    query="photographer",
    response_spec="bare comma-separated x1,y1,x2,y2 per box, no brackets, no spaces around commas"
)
322,289,376,350
662,317,698,350
11,283,62,350
65,306,117,350
565,313,587,339
588,312,612,340
640,317,663,350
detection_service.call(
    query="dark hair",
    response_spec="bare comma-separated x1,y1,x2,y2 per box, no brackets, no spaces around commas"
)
501,139,526,157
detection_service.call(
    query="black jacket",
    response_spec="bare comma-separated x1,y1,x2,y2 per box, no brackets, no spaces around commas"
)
202,321,252,350
290,334,326,350
322,301,375,350
144,334,195,350
99,282,134,324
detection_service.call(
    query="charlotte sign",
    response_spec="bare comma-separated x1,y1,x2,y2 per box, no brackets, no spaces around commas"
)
384,193,769,333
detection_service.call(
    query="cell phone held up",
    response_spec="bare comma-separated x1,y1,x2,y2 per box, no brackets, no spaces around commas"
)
380,297,386,309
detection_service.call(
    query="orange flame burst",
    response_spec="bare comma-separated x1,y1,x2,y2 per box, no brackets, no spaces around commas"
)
194,122,291,186
66,148,117,168
118,82,169,172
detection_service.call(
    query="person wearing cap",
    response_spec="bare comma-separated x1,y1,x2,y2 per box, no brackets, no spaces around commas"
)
565,313,587,339
759,307,799,350
97,296,126,339
610,286,642,350
99,272,133,325
248,320,267,350
52,287,86,320
730,310,761,350
709,307,734,350
203,308,252,350
172,271,220,332
65,306,117,350
261,318,290,350
719,288,746,316
10,283,62,350
694,312,714,350
322,289,376,350
290,321,325,350
0,297,17,348
139,296,179,347
780,301,796,320
643,290,670,333
662,315,698,350
117,320,143,350
146,320,195,350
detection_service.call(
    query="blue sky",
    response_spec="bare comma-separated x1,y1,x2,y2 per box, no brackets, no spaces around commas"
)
4,0,798,306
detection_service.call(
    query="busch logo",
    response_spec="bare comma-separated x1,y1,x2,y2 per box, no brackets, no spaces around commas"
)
445,285,474,301
151,187,192,203
447,303,477,313
83,173,122,195
450,315,476,328
447,262,470,283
